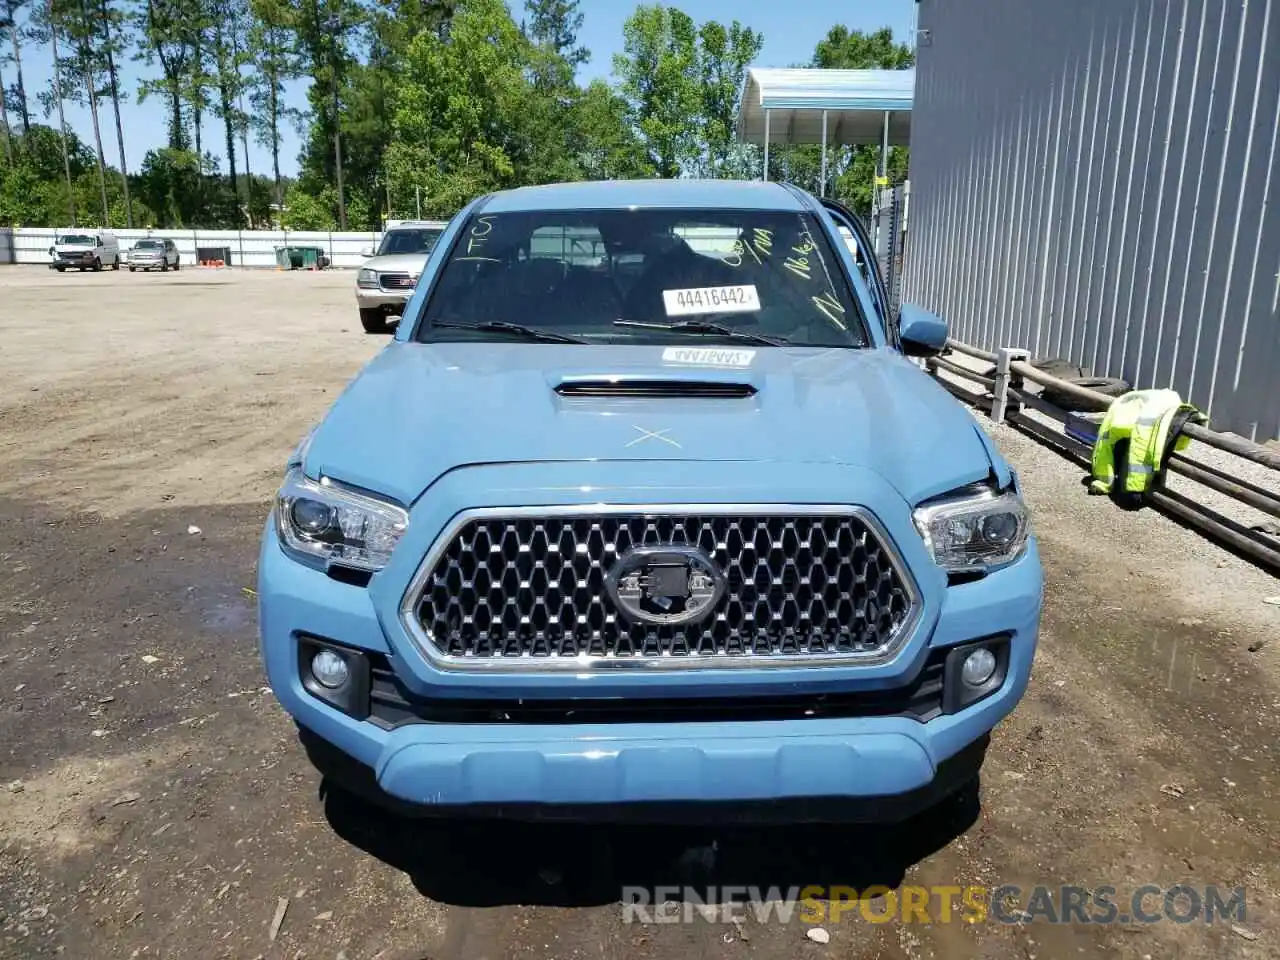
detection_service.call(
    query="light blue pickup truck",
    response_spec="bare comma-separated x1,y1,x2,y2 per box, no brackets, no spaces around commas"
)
257,178,1043,823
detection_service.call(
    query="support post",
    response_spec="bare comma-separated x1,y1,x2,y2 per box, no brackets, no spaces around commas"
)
880,111,890,179
820,110,828,197
992,347,1031,424
763,109,770,181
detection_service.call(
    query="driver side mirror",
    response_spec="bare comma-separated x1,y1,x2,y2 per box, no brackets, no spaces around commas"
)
360,246,374,258
897,304,949,357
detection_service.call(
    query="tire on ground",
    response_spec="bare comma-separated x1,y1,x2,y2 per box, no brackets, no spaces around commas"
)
1041,376,1131,412
360,308,391,334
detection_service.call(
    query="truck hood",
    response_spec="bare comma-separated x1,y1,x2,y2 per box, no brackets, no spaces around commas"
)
303,342,999,507
362,253,431,274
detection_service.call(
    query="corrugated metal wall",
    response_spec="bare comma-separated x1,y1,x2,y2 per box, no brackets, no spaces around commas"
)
903,0,1280,441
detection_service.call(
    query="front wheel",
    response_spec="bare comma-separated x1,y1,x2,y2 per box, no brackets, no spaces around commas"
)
111,256,120,271
93,258,102,272
173,259,180,272
56,266,66,273
129,266,136,273
161,260,169,272
360,308,391,334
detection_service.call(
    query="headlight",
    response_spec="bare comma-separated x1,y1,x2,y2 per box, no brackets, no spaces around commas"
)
357,268,378,288
275,466,408,572
912,486,1030,573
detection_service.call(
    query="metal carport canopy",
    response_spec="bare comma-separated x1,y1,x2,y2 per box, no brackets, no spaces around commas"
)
735,67,913,191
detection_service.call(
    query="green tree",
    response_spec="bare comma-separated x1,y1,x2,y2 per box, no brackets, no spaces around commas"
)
97,0,133,225
694,18,761,178
0,122,89,223
612,4,699,178
210,0,249,220
383,0,539,216
571,78,651,181
2,0,33,136
1,56,11,164
523,0,586,72
135,0,194,150
280,180,336,229
612,4,762,180
293,0,365,228
518,0,589,188
814,25,913,70
245,0,299,206
48,0,111,225
33,0,77,223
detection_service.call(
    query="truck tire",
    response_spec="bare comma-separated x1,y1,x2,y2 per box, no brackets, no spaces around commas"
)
56,266,66,273
129,266,136,272
360,309,390,334
111,256,120,271
161,260,169,272
93,257,102,272
1041,376,1131,412
174,259,180,272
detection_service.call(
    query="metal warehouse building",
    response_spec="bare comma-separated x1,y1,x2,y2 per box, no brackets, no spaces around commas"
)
902,0,1280,441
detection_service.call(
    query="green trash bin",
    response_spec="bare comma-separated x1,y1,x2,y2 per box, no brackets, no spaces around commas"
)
275,245,326,270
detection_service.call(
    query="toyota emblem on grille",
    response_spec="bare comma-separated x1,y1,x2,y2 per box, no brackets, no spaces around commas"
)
604,544,726,626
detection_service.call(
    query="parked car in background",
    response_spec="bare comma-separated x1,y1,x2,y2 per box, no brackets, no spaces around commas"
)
354,220,448,333
127,238,181,272
49,231,120,272
260,179,1043,826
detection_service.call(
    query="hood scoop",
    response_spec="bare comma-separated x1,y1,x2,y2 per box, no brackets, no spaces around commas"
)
554,378,757,399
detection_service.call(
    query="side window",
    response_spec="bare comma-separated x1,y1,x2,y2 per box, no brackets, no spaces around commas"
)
95,236,103,247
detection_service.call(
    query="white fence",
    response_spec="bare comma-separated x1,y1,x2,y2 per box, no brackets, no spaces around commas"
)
0,226,440,269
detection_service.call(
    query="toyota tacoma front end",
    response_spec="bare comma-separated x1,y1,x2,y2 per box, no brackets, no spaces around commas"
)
259,179,1043,822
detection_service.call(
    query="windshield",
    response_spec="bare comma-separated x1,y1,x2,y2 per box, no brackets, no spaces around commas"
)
377,228,443,256
415,208,868,347
135,240,162,249
57,235,94,246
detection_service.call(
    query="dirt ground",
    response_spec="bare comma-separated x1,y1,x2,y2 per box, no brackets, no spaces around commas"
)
1,267,1278,960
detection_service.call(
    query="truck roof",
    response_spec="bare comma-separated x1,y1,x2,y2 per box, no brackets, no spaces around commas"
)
480,178,810,214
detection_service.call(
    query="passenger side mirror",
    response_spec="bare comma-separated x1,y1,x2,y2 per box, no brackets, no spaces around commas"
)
897,304,949,357
361,246,374,258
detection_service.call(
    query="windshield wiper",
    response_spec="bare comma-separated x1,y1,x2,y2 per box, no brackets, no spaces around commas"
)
613,318,790,346
430,320,588,344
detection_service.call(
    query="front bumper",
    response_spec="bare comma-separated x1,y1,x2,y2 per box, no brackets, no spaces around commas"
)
356,287,413,314
258,462,1043,817
50,253,97,268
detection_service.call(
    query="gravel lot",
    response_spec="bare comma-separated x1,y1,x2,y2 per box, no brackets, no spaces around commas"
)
1,267,1277,960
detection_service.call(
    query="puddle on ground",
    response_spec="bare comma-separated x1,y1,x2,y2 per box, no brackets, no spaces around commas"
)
200,599,253,634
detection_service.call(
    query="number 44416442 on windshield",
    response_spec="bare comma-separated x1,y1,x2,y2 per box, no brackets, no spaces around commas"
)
663,285,761,317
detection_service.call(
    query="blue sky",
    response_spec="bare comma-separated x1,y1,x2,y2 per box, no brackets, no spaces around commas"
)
9,0,916,178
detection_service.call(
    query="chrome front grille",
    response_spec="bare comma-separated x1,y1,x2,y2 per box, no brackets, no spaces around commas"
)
379,272,415,291
401,506,921,672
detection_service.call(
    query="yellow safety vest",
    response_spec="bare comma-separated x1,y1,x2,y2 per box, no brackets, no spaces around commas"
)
1089,389,1208,495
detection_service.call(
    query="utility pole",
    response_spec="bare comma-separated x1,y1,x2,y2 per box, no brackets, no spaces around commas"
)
415,185,421,219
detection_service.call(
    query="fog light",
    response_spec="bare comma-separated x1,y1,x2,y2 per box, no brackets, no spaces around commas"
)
310,649,349,689
961,647,997,687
